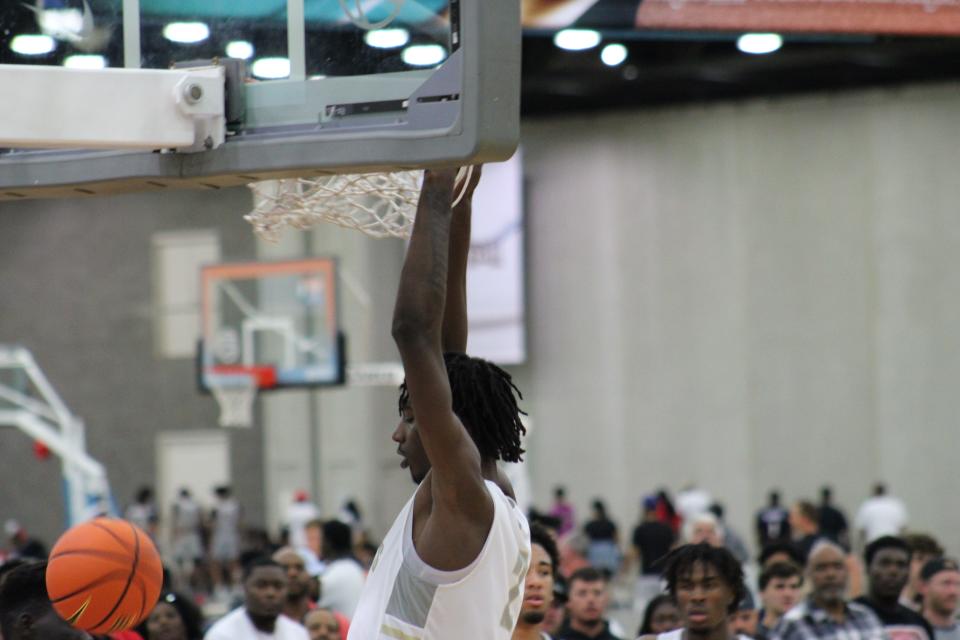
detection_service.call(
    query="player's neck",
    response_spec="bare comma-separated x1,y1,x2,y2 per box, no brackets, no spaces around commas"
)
513,622,545,640
684,624,735,640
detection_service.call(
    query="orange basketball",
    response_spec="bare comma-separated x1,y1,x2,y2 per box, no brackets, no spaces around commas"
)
46,518,163,634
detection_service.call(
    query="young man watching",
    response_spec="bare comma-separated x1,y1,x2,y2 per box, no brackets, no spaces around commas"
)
272,547,315,623
640,544,748,640
513,524,560,640
903,535,944,612
771,540,884,640
757,562,804,640
920,558,960,640
854,536,933,640
204,557,309,640
557,568,619,640
347,168,532,640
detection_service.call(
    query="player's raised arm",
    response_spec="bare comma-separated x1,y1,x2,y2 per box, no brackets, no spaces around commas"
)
441,167,481,354
391,169,492,517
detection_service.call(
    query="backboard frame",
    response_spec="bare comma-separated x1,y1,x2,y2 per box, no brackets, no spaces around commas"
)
198,257,347,394
0,0,521,200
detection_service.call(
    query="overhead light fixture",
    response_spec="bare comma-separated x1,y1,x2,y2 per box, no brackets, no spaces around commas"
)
553,29,601,51
251,57,291,79
402,44,446,67
64,54,107,69
225,40,255,60
601,43,628,66
163,22,210,44
737,33,783,55
365,28,410,49
10,34,56,56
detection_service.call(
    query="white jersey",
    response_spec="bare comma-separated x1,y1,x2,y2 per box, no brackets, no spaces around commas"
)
348,480,531,640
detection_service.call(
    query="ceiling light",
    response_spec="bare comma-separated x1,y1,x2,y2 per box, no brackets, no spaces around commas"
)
64,54,107,69
737,33,783,55
225,40,254,60
553,29,601,51
402,44,446,67
601,43,628,66
10,34,56,56
365,28,410,49
163,22,210,44
251,57,291,79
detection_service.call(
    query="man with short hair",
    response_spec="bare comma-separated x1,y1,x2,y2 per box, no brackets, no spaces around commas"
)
557,568,619,640
920,559,960,640
204,557,310,640
758,492,792,550
273,546,315,623
317,520,364,619
757,562,804,639
639,544,747,640
818,488,849,549
854,536,932,640
855,484,907,547
513,524,560,640
0,560,91,640
902,535,944,612
771,540,885,640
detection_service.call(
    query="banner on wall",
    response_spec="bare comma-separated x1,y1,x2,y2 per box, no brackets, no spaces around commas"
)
520,0,960,34
466,152,526,366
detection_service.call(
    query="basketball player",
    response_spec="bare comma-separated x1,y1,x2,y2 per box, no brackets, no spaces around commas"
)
640,544,748,640
0,560,92,640
346,167,532,639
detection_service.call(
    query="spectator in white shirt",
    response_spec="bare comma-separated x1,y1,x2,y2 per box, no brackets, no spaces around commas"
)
204,557,310,640
855,483,907,546
318,520,365,619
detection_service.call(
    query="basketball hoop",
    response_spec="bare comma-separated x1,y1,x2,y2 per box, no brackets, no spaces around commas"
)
245,167,473,241
208,374,258,428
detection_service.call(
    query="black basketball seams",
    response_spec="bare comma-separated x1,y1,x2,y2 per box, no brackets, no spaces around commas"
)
88,520,136,554
86,521,143,631
49,569,131,603
50,548,136,564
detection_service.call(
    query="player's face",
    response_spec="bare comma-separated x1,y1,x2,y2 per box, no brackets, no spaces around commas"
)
869,547,910,600
304,609,340,640
675,562,735,632
273,549,309,598
393,402,431,484
567,579,609,625
808,546,848,605
761,576,803,616
649,600,681,634
145,601,187,640
925,571,960,616
521,543,555,624
244,566,288,618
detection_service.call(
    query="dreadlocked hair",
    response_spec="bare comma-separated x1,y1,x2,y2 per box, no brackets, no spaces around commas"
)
398,352,527,463
661,543,747,614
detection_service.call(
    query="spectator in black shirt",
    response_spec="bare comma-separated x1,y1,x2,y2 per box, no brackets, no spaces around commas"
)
855,535,934,640
756,491,791,550
633,496,676,576
584,500,620,578
758,542,804,571
818,487,849,549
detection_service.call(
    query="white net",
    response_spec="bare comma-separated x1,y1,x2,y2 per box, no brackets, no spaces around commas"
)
210,378,257,428
245,167,473,241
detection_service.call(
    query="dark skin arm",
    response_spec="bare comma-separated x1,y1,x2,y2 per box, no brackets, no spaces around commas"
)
391,168,493,570
440,167,481,353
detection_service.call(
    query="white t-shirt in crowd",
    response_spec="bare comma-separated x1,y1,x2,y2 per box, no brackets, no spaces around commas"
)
319,557,366,619
286,500,319,550
204,607,310,640
855,495,908,542
676,487,712,521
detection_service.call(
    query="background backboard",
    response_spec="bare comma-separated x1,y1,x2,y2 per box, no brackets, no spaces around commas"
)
199,258,344,392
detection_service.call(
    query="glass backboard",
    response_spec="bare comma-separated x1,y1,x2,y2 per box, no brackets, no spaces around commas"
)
0,0,520,198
